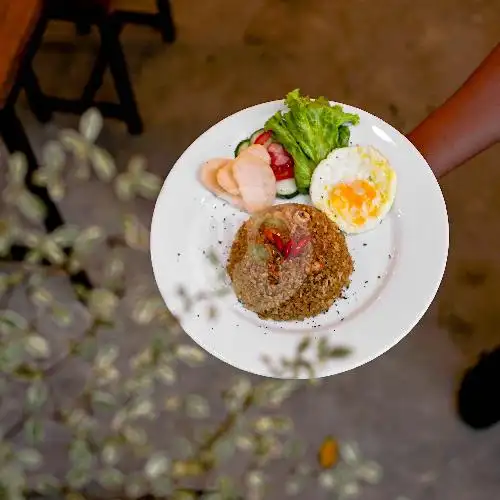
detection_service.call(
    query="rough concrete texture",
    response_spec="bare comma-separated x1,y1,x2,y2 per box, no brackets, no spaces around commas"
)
2,0,500,498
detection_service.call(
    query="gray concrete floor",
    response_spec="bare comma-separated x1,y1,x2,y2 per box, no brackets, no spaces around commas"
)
3,0,500,498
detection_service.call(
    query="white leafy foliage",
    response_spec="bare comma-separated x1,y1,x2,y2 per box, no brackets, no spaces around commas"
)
7,152,27,186
25,335,50,358
79,107,103,143
73,225,104,257
42,140,66,171
88,288,119,321
17,448,43,469
89,146,117,182
16,191,47,224
59,129,89,159
123,213,149,251
26,381,49,409
145,452,170,478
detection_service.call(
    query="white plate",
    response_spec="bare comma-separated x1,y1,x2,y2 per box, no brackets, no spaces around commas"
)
151,100,448,379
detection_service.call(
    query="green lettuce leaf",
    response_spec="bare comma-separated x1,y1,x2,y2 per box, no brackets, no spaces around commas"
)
264,89,359,191
264,111,315,193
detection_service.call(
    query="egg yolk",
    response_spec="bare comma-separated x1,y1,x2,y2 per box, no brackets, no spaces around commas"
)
329,180,381,227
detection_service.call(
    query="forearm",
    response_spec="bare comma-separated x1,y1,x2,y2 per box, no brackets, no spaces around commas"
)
407,43,500,178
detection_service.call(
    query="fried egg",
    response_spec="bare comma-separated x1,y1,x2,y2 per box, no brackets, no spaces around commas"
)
310,146,397,234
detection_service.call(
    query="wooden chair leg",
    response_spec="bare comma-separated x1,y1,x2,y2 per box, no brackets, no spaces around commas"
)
80,43,108,108
75,21,92,36
156,0,176,43
98,18,143,135
22,65,53,124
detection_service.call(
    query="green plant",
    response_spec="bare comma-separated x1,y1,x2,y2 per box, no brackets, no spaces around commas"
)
0,110,382,499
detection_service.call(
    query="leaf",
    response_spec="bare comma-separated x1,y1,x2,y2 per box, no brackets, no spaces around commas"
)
15,191,47,224
50,225,80,246
25,335,50,358
7,153,27,185
164,395,181,412
66,468,91,490
26,382,49,409
145,452,170,478
69,439,93,469
48,181,65,201
95,344,119,367
32,169,50,187
73,225,104,256
338,481,360,498
98,468,124,489
76,337,98,361
127,155,147,176
123,425,147,446
41,141,66,171
89,146,116,182
41,238,66,265
30,287,54,308
88,288,119,321
318,471,337,491
246,470,264,489
50,304,73,327
102,444,120,466
24,418,45,445
176,344,206,365
340,441,361,465
357,461,383,484
157,363,176,385
0,309,29,330
123,214,149,251
79,107,103,143
285,477,303,496
185,394,210,419
91,390,116,408
104,252,125,288
59,129,89,158
114,173,135,201
131,296,163,325
129,398,154,418
17,448,43,469
136,171,162,200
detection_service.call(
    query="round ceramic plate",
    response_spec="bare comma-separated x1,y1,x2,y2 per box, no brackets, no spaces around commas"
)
151,100,448,379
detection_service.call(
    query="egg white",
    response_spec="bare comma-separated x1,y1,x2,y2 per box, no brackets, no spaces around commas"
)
310,146,397,234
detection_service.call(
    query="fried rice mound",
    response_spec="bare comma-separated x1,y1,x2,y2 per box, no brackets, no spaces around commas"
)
226,203,354,321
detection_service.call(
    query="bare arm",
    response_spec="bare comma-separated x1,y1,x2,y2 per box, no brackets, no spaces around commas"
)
407,43,500,178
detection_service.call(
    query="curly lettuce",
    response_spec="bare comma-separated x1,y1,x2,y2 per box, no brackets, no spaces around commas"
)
265,89,359,192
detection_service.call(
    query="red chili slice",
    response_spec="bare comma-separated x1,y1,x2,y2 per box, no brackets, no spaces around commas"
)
290,236,311,257
272,234,285,253
254,131,273,146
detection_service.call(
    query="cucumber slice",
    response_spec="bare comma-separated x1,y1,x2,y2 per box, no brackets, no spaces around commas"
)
276,178,299,199
234,139,250,157
250,129,265,144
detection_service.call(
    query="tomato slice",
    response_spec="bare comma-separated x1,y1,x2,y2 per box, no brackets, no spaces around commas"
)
271,159,294,181
254,131,273,146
